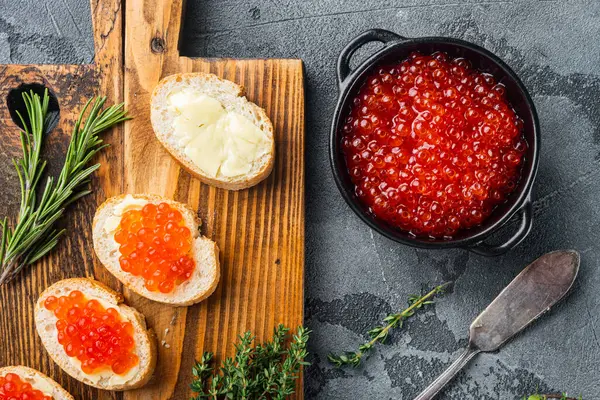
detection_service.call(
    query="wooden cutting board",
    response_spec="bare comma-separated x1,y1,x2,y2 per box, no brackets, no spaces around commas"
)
0,1,305,399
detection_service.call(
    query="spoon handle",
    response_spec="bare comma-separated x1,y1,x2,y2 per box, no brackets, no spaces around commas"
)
413,345,481,400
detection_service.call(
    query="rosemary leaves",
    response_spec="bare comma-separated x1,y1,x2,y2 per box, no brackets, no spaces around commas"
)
191,325,310,400
328,282,449,367
0,89,128,285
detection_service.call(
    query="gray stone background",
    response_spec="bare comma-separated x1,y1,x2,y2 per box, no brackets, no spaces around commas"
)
1,0,600,399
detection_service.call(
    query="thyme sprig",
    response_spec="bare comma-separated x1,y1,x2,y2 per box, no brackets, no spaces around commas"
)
524,394,582,400
328,282,450,367
0,89,128,285
191,324,309,400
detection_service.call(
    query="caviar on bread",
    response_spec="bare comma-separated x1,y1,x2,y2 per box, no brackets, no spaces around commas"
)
92,194,220,306
0,366,74,400
34,278,157,391
341,51,526,238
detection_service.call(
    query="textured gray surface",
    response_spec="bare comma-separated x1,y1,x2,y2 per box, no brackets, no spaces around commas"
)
2,0,600,399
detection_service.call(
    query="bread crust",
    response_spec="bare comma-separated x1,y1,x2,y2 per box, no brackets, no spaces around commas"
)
150,72,275,190
0,366,74,400
34,278,157,391
92,194,220,306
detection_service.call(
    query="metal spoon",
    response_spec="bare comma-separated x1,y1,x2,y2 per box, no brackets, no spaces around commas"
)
414,250,580,400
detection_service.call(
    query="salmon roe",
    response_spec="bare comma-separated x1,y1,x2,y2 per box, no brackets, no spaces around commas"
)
43,290,139,375
115,202,195,293
342,51,527,238
0,374,51,400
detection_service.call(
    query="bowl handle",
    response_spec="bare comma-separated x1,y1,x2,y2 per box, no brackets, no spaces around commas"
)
337,29,405,88
467,201,533,257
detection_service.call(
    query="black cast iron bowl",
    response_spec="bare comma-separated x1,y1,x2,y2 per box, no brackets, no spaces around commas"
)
329,29,540,256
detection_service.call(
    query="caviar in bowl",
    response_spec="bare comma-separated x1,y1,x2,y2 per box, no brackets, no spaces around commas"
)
330,30,540,256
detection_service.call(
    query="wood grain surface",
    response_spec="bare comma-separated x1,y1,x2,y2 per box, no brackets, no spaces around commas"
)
0,0,305,399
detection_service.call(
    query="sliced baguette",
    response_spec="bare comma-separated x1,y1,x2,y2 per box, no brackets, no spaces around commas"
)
92,194,220,306
34,278,157,391
0,366,73,399
150,72,275,190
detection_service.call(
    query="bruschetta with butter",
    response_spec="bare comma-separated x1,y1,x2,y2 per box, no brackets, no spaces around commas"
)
150,72,275,190
92,194,220,306
34,278,157,391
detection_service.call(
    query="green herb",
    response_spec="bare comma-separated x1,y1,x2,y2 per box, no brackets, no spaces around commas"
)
191,324,310,400
524,394,581,400
0,89,128,285
328,282,450,367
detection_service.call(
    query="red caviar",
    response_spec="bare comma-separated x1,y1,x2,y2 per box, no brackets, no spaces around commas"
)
114,202,195,293
0,373,51,400
342,51,526,238
43,290,138,375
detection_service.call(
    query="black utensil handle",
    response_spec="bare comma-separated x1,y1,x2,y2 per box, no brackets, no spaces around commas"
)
468,201,533,257
337,29,405,88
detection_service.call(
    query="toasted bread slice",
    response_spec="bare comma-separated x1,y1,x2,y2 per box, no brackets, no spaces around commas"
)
92,194,220,306
150,72,275,190
34,278,157,391
0,366,73,399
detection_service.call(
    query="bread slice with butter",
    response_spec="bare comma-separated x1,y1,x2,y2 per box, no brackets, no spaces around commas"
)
150,73,275,190
0,366,74,399
34,278,157,391
92,194,220,306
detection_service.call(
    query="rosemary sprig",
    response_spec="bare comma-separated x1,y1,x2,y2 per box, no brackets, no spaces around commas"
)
0,89,128,285
191,324,310,400
328,282,450,367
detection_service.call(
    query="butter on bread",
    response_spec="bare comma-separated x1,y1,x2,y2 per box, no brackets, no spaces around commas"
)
150,73,275,190
0,366,74,399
